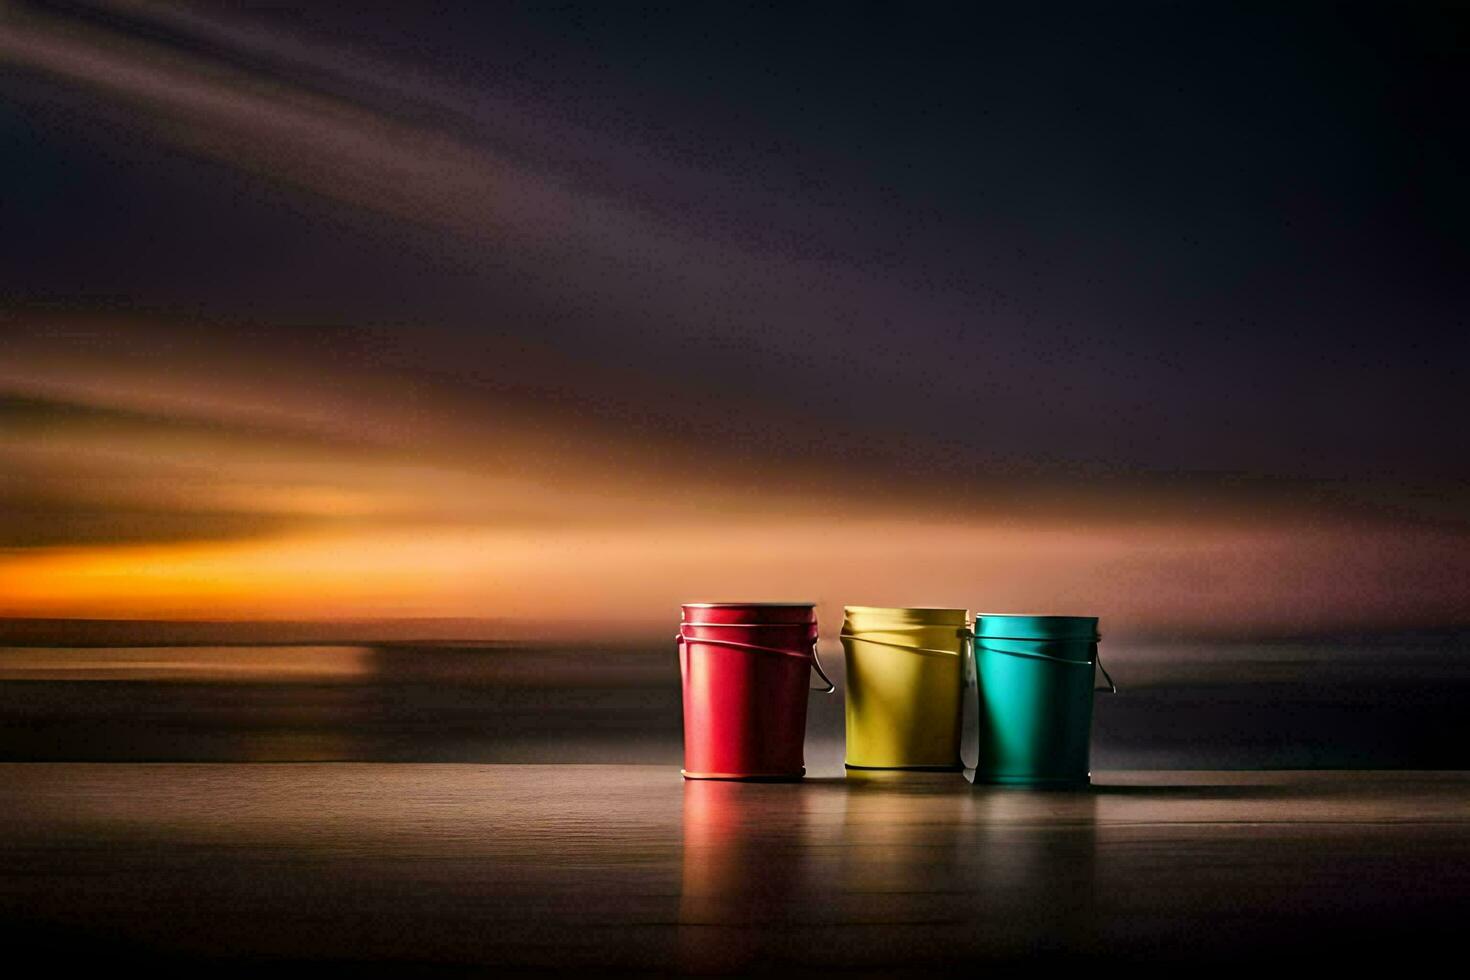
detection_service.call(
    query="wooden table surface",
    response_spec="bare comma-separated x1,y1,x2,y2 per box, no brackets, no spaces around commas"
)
3,765,1468,975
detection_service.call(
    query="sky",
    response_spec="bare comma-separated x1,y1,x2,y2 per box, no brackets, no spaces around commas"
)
1,1,1467,636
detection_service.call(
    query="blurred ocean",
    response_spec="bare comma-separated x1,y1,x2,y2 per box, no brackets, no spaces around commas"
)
1,624,1467,768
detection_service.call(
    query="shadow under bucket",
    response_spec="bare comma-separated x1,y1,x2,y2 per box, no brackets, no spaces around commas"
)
679,602,833,781
962,615,1115,787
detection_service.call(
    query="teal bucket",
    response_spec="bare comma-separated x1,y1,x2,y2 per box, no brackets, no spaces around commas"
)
961,615,1115,787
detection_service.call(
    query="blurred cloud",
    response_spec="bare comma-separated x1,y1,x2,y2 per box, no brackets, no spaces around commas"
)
0,0,903,360
2,339,1466,636
3,310,1469,634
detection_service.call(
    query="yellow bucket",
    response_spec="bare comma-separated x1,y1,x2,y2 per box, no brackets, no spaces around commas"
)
840,605,969,770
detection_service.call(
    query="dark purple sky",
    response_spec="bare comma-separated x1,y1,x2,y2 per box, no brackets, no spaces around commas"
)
6,2,1468,476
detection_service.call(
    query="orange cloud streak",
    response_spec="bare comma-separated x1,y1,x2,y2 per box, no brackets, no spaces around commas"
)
4,315,1469,637
3,519,1466,636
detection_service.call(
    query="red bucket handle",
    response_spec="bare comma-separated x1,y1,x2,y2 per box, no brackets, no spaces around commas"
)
677,627,835,694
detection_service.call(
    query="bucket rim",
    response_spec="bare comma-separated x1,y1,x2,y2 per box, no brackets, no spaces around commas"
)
682,601,817,608
973,613,1100,641
843,604,969,615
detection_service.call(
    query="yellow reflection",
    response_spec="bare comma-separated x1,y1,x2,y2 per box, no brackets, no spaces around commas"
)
0,645,374,682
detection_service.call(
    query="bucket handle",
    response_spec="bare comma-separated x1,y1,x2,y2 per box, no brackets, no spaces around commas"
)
839,632,961,658
960,629,1117,694
677,630,835,694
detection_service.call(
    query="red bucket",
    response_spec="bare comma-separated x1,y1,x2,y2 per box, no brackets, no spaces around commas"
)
679,602,833,780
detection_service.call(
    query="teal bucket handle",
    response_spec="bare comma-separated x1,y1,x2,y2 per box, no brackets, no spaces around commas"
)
1095,652,1116,695
960,628,1116,694
678,628,835,693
